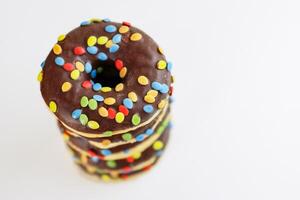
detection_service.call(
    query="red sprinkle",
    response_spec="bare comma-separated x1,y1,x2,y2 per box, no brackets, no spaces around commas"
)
122,21,131,27
118,105,129,116
122,166,131,172
121,175,129,179
63,63,74,71
126,156,134,163
107,108,116,119
114,59,124,70
169,85,173,96
73,46,86,55
143,165,152,171
81,80,92,89
87,150,96,157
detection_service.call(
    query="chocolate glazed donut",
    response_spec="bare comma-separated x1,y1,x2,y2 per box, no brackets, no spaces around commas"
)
38,18,174,181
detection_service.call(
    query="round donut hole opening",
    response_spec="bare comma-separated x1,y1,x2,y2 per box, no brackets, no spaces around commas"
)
91,60,123,88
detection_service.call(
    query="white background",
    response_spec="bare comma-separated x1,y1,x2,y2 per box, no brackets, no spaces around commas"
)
1,0,300,199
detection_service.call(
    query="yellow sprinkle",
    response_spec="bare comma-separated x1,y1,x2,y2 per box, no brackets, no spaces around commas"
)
147,90,158,97
115,112,125,123
70,69,80,80
128,91,138,102
37,71,43,82
119,25,129,33
57,34,66,42
90,18,102,23
158,47,164,55
97,36,108,45
63,133,69,141
130,33,142,41
87,36,97,46
101,174,111,182
98,107,108,117
132,152,141,159
158,99,167,109
153,140,164,150
119,67,127,78
102,139,111,146
171,75,175,83
157,60,167,69
115,83,124,92
144,95,155,103
87,120,100,129
86,166,96,173
137,75,149,85
53,44,62,55
105,40,113,48
101,87,112,92
49,101,57,113
75,61,84,72
104,97,116,105
61,82,72,92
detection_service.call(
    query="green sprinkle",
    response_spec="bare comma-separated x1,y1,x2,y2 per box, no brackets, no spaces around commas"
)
106,160,116,168
103,131,113,137
131,114,141,126
79,114,88,125
157,126,164,134
88,99,97,110
80,96,89,107
122,133,132,141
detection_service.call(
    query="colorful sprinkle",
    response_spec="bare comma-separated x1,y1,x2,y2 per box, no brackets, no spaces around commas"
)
123,98,133,109
70,69,80,80
93,83,102,91
144,95,155,103
132,152,141,159
57,34,66,42
97,36,108,45
137,75,149,85
122,21,131,26
119,25,129,33
53,44,62,55
104,97,116,105
106,160,116,168
80,96,89,107
73,46,86,55
114,59,124,70
101,149,112,156
145,128,154,135
147,90,158,97
49,101,57,113
101,87,112,92
54,57,64,66
158,99,167,109
153,141,164,150
85,62,92,73
97,52,108,61
91,69,97,78
167,61,173,71
143,105,154,113
93,95,104,102
87,36,97,46
101,175,110,182
136,134,145,142
98,107,108,117
151,81,162,90
119,67,127,78
87,120,100,129
105,25,117,33
122,133,132,141
118,105,129,116
75,61,85,72
72,109,82,119
109,44,119,53
88,99,98,110
105,40,113,48
112,34,122,43
132,114,141,125
157,47,164,54
79,114,88,125
87,46,98,55
157,60,167,69
160,84,169,94
80,20,90,26
61,82,72,92
81,80,92,89
103,131,113,136
40,61,45,69
130,33,142,41
115,112,125,123
37,71,43,82
63,63,74,71
107,108,116,119
115,83,124,92
128,92,138,102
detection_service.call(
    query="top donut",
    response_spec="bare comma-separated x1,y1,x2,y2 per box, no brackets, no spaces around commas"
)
39,18,173,135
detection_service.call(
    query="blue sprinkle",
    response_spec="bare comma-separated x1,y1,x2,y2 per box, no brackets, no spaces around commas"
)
40,61,45,69
93,95,104,102
97,52,108,61
167,61,173,71
112,34,122,43
91,69,97,78
103,18,111,22
151,81,162,90
91,156,99,163
92,83,102,91
145,128,154,135
80,20,90,26
136,134,145,142
101,149,112,156
85,62,92,73
160,84,169,94
54,57,64,66
87,46,98,55
123,98,133,109
109,44,119,53
143,104,154,113
105,25,117,33
72,109,82,119
156,150,163,157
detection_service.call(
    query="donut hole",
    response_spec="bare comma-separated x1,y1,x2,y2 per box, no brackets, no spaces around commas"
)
91,60,122,88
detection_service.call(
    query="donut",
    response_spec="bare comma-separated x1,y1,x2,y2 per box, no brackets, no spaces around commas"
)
38,18,174,181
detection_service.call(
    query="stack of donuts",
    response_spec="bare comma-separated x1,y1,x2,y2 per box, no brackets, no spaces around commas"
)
38,18,174,181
